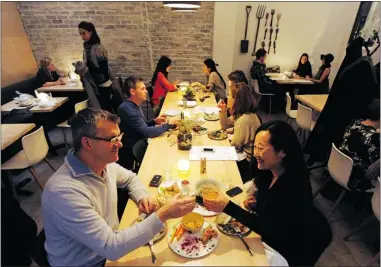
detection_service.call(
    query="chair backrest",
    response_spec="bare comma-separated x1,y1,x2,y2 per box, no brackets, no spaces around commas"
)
296,103,313,130
22,126,49,166
285,92,292,116
147,86,154,99
327,143,353,189
252,80,260,95
132,139,148,164
74,99,89,114
372,179,380,220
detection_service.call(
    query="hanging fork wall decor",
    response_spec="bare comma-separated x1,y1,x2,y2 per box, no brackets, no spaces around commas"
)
251,4,266,56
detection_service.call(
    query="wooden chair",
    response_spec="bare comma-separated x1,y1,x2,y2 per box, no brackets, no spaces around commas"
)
57,99,89,151
2,126,56,197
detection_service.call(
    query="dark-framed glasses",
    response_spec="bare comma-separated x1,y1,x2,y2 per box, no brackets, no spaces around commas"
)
88,133,124,143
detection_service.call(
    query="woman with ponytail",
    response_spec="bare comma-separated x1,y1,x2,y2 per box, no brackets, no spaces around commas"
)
202,59,227,102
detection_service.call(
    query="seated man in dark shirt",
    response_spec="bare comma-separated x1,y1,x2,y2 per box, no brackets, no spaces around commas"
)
117,76,176,169
35,57,65,88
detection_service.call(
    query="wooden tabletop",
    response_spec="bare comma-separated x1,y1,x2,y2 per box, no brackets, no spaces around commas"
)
1,97,69,113
276,78,313,85
295,94,328,112
37,77,84,92
1,123,36,150
106,91,269,266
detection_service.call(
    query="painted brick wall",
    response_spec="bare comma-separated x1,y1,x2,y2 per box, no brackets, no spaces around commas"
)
17,1,214,84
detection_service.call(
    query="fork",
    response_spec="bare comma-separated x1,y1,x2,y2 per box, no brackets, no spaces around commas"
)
148,240,156,263
231,225,254,256
251,5,266,55
276,12,282,27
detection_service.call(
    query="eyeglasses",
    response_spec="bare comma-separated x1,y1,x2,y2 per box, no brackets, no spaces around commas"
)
87,133,124,143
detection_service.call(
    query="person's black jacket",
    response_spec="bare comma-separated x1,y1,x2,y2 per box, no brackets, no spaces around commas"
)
35,68,60,88
223,170,332,266
295,62,312,78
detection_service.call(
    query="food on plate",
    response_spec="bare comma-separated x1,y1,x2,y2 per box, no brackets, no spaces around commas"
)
217,217,250,236
201,226,218,245
192,125,208,134
157,195,167,206
161,182,180,198
190,82,206,90
207,129,228,140
182,212,204,232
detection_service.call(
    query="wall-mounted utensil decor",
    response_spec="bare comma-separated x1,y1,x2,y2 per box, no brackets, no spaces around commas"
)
268,28,273,54
261,40,265,49
270,9,275,27
273,41,276,54
251,5,266,56
264,28,268,40
276,13,282,27
240,5,252,53
268,40,271,54
275,28,279,40
265,12,269,27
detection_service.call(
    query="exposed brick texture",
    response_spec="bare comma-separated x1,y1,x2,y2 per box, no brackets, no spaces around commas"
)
17,2,214,84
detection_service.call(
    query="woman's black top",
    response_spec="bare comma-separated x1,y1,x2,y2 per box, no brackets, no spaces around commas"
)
295,62,312,78
223,170,332,266
35,68,60,88
314,65,330,94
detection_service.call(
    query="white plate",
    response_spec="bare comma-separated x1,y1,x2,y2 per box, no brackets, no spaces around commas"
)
158,181,182,197
38,101,56,108
193,203,218,217
237,152,247,161
202,107,220,114
168,221,219,258
164,109,181,117
176,101,197,108
178,81,190,87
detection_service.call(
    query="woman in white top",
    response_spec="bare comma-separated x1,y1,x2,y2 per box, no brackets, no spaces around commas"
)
202,58,226,102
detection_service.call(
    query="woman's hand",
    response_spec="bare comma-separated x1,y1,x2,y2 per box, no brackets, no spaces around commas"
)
243,195,256,210
217,99,227,112
58,78,66,85
305,76,311,81
203,192,230,213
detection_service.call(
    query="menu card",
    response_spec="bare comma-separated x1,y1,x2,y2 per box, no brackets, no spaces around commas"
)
189,146,238,161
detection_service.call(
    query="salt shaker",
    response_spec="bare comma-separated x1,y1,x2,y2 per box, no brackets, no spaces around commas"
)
200,157,207,174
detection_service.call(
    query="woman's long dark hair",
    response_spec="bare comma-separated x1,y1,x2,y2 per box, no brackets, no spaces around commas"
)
152,56,172,86
295,53,312,77
204,59,226,89
255,120,309,179
78,21,101,46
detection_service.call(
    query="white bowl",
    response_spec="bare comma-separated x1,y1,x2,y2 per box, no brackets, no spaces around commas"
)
164,109,181,117
203,107,220,114
176,101,197,108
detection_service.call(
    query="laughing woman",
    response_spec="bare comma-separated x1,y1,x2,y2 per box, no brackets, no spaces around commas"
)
203,121,332,266
202,59,227,102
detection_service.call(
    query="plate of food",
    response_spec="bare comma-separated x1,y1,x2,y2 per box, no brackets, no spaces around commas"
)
207,130,228,140
168,213,219,258
165,109,181,117
158,181,182,198
215,213,251,237
192,125,208,135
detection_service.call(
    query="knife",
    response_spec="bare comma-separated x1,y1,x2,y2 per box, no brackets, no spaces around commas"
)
148,240,157,263
230,225,253,256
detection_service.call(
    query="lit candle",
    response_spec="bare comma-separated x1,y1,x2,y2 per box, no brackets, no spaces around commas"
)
177,159,190,175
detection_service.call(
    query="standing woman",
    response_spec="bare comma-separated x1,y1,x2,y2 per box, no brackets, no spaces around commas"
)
292,53,312,78
306,53,334,94
202,59,227,102
35,57,66,88
151,56,179,108
78,21,113,112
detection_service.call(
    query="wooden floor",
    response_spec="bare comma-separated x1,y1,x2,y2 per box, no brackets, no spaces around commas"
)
10,108,380,266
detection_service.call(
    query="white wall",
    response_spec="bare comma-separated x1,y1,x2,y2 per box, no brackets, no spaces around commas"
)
213,2,360,86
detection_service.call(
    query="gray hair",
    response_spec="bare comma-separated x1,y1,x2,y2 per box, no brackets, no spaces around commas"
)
68,108,120,151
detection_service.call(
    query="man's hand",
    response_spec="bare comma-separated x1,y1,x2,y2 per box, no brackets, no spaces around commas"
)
156,194,196,222
58,77,66,85
138,197,157,214
154,114,168,125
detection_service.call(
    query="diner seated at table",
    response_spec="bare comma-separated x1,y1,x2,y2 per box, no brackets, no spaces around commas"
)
41,108,196,266
202,58,227,102
117,76,177,169
151,56,180,109
292,53,312,78
219,83,261,183
35,57,65,88
338,98,380,191
203,121,332,266
303,53,334,94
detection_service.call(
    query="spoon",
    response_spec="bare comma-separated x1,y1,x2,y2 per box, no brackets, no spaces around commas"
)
264,28,268,40
270,9,275,27
276,13,282,27
261,40,265,49
275,28,279,40
265,12,269,26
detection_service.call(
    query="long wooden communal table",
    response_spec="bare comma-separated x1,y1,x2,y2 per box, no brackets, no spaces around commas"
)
1,123,36,150
106,91,268,266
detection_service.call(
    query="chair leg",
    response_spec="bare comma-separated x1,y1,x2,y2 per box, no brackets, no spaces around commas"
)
313,175,331,199
43,158,57,172
61,128,69,153
327,189,347,219
343,215,375,241
28,167,44,190
269,96,272,115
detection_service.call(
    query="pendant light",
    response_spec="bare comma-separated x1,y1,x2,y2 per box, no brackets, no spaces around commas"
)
171,7,198,12
163,1,201,9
